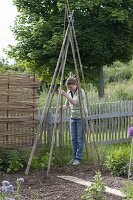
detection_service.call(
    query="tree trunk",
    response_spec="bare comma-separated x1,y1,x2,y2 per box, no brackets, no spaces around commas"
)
98,66,104,98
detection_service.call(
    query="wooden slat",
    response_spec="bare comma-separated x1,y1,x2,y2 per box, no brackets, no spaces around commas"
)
0,102,38,107
0,107,38,112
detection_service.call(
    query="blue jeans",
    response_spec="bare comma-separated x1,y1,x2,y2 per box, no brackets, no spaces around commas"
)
70,118,85,161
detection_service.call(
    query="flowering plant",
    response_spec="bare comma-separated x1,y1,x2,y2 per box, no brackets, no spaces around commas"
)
0,178,24,200
126,127,133,199
81,171,105,200
128,127,133,137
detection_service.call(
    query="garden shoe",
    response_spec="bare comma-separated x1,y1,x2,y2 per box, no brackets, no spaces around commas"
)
72,159,80,165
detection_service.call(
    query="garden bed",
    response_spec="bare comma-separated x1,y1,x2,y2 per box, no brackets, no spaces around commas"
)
0,164,126,200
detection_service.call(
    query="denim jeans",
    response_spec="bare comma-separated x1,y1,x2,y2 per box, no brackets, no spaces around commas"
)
70,118,85,161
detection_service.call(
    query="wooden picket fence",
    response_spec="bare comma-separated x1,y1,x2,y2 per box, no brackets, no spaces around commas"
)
38,100,133,146
0,74,40,148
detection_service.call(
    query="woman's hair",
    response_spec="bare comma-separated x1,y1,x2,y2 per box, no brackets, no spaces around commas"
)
66,77,77,86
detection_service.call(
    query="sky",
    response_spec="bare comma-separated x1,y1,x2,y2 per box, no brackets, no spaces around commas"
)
0,0,18,60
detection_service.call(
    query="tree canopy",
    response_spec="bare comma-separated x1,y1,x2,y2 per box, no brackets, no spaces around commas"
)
7,0,133,86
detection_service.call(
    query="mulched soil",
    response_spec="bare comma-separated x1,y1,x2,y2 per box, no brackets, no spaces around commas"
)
0,165,126,200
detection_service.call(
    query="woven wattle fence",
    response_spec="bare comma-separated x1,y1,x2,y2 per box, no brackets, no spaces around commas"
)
0,74,40,148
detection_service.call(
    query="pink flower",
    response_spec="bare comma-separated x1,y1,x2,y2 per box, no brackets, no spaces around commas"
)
128,127,133,137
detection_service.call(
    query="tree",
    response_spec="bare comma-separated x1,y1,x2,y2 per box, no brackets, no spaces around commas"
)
7,0,133,97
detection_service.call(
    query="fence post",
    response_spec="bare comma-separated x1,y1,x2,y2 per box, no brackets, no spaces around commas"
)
47,111,54,145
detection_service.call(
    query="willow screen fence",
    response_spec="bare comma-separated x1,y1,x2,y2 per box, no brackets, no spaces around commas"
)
38,100,133,146
0,74,40,148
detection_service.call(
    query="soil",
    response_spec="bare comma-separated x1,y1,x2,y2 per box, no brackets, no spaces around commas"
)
0,165,126,200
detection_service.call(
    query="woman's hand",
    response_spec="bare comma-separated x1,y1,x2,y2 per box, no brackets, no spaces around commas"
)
61,90,78,105
58,105,68,112
61,90,67,97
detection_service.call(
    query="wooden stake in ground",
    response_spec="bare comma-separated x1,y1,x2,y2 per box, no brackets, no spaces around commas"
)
66,2,101,168
47,35,70,175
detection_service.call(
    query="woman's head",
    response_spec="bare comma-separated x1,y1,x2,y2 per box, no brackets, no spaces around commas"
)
66,77,77,91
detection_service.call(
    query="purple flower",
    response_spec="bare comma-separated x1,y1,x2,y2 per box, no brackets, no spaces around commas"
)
2,180,10,186
128,127,133,137
17,178,24,183
1,185,8,192
6,184,14,193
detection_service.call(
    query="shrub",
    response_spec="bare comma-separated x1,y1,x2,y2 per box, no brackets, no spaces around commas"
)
116,88,129,100
31,153,50,170
0,149,26,173
105,145,131,177
104,62,132,84
105,81,133,101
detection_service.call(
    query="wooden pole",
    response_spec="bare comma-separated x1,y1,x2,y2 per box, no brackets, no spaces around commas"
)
71,17,101,168
66,4,101,167
69,27,89,163
47,34,70,175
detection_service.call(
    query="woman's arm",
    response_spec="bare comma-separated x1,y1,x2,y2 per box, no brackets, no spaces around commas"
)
61,90,79,105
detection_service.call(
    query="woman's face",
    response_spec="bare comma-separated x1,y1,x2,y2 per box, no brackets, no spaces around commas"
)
67,84,77,92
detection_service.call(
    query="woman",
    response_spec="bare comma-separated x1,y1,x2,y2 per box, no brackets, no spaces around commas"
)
60,77,87,165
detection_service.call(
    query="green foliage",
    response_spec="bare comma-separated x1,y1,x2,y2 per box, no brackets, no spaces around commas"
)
87,61,133,103
40,153,50,168
0,57,26,73
6,152,24,173
31,144,73,169
105,144,131,177
0,149,26,173
31,153,50,170
104,62,132,84
81,171,105,200
104,81,133,101
52,145,73,166
7,159,23,173
123,180,133,199
39,90,59,108
31,156,41,170
0,144,72,172
116,87,129,100
30,144,51,170
6,0,133,86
